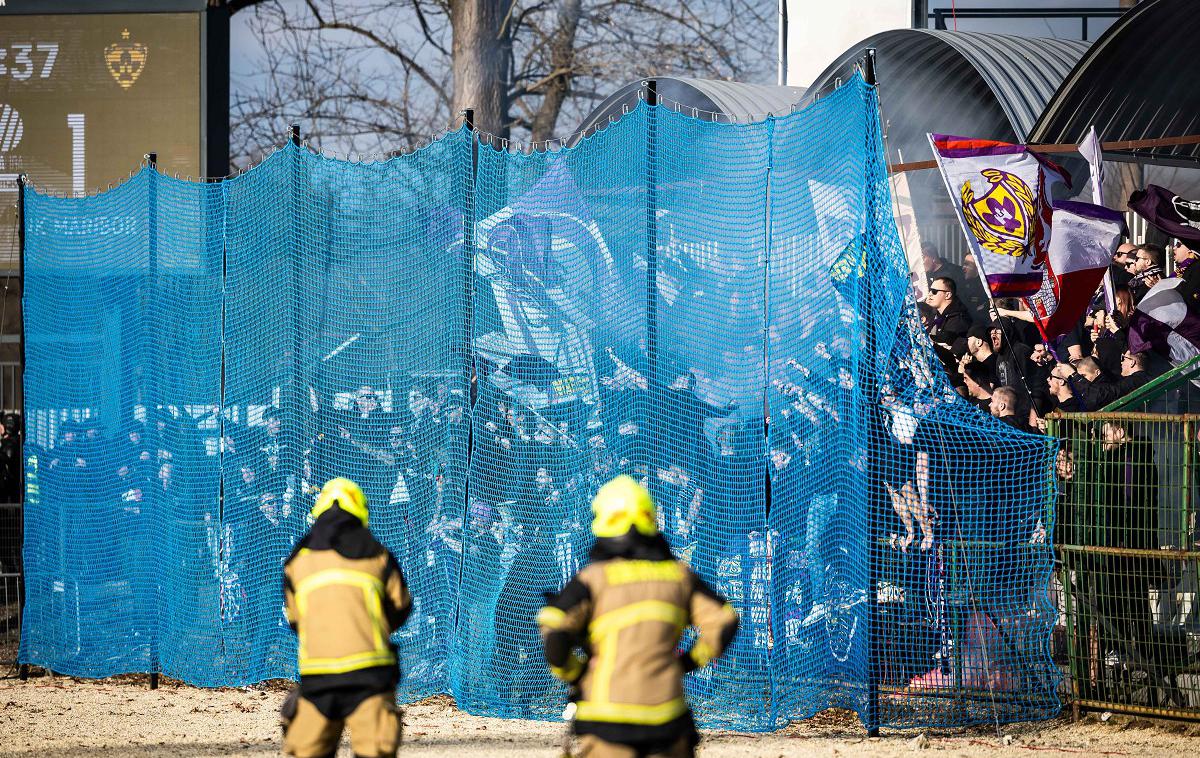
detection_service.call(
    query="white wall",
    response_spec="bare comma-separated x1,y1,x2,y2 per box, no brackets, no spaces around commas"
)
784,0,912,88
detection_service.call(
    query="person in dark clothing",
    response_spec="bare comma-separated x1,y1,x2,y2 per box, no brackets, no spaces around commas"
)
958,253,991,324
1172,241,1200,310
965,324,1025,395
1129,244,1165,303
922,243,964,292
924,277,974,383
1110,243,1138,290
1076,357,1120,410
924,277,973,350
1048,364,1085,413
281,478,410,758
1115,351,1152,397
1025,342,1056,416
989,386,1035,434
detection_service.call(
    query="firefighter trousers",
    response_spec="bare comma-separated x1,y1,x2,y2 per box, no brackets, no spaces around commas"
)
282,692,402,758
576,734,693,758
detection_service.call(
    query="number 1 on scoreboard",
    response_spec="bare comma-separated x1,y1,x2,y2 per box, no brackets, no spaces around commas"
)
67,113,84,196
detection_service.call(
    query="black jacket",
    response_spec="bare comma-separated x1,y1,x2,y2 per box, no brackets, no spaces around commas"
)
927,300,973,348
1115,370,1152,398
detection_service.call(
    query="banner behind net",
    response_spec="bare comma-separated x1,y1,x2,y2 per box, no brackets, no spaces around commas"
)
19,76,1059,729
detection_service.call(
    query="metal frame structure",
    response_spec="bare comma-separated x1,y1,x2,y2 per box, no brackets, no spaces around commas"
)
923,5,1126,41
1048,410,1200,721
0,0,229,678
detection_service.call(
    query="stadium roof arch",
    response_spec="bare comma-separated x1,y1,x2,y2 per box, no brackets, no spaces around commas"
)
806,29,1089,167
804,30,1088,254
1029,0,1200,167
570,77,807,146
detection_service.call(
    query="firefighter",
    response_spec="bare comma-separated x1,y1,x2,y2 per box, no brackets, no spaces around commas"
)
281,477,411,758
537,475,739,758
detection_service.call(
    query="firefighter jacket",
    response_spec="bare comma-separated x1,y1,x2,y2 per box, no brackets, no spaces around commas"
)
283,506,411,718
537,533,739,745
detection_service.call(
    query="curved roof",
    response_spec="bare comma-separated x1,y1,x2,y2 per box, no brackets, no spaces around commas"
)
807,30,1088,162
571,77,807,145
803,30,1088,256
1029,0,1200,165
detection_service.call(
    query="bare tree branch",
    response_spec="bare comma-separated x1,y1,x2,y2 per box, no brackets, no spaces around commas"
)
231,0,772,164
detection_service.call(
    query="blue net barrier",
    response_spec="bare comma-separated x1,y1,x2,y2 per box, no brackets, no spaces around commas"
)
19,76,1059,729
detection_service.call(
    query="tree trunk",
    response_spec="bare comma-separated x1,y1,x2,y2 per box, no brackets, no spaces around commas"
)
529,0,581,143
450,0,510,139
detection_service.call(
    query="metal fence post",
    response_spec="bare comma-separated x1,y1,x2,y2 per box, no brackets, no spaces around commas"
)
645,80,659,386
861,48,882,737
144,153,160,692
16,174,27,683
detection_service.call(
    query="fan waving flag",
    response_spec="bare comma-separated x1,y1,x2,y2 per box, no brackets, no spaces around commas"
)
1027,201,1127,340
929,134,1068,298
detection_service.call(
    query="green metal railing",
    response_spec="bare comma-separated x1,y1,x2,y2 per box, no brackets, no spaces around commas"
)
1047,412,1200,720
1102,356,1200,413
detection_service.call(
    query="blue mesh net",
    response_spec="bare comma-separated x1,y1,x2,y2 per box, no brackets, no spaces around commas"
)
19,76,1059,729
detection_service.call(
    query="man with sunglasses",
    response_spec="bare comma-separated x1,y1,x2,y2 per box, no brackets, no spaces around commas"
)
1110,242,1138,289
1129,244,1165,304
1115,351,1152,397
923,276,973,366
1047,364,1084,413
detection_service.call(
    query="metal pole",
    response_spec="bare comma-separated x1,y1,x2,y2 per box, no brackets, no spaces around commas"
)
286,124,303,554
645,80,659,386
16,173,27,683
453,108,477,640
143,153,160,691
777,0,788,86
861,48,881,738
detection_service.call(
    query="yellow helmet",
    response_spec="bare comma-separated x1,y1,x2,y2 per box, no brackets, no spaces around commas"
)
591,475,657,539
312,477,369,526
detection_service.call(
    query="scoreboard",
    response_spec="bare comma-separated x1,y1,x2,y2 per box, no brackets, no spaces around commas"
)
0,0,229,263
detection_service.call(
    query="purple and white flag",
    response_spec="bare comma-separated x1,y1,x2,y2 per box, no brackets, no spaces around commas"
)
1078,125,1116,312
1128,278,1200,369
929,134,1068,298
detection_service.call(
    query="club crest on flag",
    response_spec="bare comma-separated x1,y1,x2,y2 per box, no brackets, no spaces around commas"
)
929,133,1067,298
960,169,1037,258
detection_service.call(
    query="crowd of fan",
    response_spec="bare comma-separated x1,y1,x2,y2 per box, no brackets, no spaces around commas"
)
918,238,1200,432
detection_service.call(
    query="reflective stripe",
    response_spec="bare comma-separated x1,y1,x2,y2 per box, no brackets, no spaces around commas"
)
574,698,688,725
603,560,683,586
549,651,585,683
299,650,395,676
690,640,715,668
589,600,686,641
537,606,567,630
591,622,620,703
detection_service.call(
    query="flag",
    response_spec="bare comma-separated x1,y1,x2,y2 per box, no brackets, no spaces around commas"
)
1128,184,1200,250
1026,201,1127,340
1078,126,1105,206
828,233,867,301
1077,125,1116,312
929,133,1068,298
890,164,928,299
1128,278,1200,368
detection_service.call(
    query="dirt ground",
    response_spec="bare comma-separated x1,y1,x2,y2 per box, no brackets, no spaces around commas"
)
1,672,1197,757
